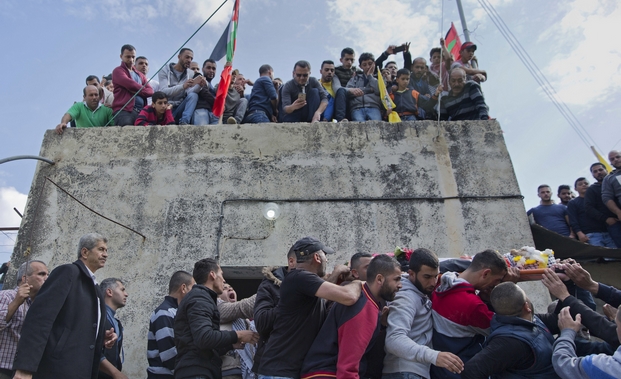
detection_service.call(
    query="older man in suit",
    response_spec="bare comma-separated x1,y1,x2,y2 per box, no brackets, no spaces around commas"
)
12,233,117,379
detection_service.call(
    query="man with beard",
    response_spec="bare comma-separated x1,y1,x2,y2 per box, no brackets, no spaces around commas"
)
528,184,573,237
158,48,205,125
135,57,159,92
280,60,328,123
301,255,402,379
383,248,464,379
585,162,621,247
602,150,621,240
318,60,347,122
193,59,219,125
557,185,573,206
258,237,362,379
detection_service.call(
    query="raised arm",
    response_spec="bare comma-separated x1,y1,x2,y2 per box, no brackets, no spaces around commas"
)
314,280,361,306
218,294,256,323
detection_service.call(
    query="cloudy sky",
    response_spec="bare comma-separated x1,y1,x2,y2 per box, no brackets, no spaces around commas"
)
0,0,618,263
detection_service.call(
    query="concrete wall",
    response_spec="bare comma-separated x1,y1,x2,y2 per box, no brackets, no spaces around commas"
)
11,121,548,378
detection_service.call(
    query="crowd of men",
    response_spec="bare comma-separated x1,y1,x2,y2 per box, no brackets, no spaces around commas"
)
1,231,620,379
55,40,490,134
527,150,621,250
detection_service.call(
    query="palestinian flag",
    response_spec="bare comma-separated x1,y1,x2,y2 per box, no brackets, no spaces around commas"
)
211,0,239,119
445,22,462,61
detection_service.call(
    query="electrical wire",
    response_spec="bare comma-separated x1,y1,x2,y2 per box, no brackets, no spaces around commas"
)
476,0,602,153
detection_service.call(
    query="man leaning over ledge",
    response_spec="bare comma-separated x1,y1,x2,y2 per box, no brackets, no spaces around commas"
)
55,85,115,135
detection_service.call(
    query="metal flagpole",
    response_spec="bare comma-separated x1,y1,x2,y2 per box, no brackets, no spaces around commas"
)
437,0,444,124
456,0,471,42
456,0,478,68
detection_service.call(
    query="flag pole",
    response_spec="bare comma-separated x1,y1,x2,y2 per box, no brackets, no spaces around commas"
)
456,0,471,42
455,0,478,69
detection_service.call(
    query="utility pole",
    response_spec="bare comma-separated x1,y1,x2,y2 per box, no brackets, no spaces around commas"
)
456,0,471,42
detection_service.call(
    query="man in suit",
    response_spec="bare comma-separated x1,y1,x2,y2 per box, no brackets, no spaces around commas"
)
12,233,117,379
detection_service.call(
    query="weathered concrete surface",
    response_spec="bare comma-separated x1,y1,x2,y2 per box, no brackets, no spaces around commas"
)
11,121,548,378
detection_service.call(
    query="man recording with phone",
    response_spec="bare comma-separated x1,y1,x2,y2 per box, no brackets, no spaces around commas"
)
280,60,328,123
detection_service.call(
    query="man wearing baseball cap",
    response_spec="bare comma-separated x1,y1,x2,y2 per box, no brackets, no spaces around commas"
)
258,236,362,379
450,42,487,83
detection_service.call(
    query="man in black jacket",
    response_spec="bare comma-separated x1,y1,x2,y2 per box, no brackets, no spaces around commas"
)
173,258,258,379
584,162,620,248
13,232,117,379
252,246,297,373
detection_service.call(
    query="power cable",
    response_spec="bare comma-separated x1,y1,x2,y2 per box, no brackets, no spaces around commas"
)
481,0,603,154
476,0,601,152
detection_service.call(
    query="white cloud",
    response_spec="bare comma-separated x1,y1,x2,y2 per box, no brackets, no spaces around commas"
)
0,187,27,227
542,0,621,105
326,0,440,61
0,187,26,261
63,0,231,28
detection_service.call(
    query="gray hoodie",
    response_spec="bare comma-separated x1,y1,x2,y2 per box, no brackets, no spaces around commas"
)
383,274,439,379
345,73,381,111
157,63,201,105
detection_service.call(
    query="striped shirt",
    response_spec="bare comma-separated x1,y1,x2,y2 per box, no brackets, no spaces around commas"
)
440,81,489,121
0,288,32,370
147,296,178,379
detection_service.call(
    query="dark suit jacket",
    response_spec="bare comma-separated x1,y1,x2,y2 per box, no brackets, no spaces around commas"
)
13,260,106,379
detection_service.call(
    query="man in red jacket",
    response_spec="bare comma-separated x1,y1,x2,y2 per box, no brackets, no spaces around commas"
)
112,44,154,126
300,255,402,379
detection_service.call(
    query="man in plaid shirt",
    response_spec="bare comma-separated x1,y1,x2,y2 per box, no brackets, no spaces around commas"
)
0,261,48,379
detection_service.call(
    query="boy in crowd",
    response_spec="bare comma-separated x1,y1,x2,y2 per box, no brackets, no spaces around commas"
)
135,92,175,126
390,69,442,121
346,53,382,122
335,48,359,87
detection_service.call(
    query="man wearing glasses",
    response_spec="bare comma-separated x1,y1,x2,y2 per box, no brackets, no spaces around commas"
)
279,61,328,123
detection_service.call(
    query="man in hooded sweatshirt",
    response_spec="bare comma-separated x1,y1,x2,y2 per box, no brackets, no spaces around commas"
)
430,249,509,379
383,248,464,379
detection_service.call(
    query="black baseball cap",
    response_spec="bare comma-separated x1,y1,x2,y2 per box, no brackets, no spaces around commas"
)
292,236,335,260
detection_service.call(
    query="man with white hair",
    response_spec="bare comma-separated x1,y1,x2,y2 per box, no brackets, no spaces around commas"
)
0,261,48,379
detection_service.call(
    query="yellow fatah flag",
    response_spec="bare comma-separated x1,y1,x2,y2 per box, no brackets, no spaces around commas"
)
377,68,401,123
591,146,613,172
